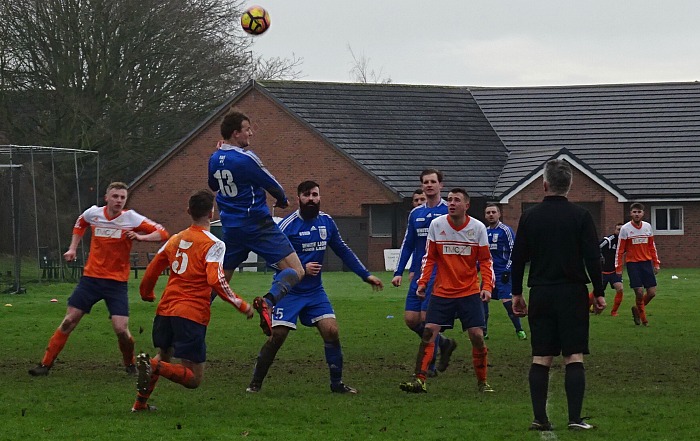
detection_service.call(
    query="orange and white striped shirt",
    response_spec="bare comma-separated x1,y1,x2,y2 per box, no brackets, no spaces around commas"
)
615,220,660,273
418,214,494,298
75,205,169,282
139,225,249,326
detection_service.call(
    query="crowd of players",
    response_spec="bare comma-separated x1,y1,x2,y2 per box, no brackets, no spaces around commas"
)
27,108,661,432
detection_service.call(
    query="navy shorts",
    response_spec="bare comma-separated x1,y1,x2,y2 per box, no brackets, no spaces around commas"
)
221,217,295,271
528,284,590,357
67,276,129,316
272,288,335,329
602,272,623,289
405,273,436,313
425,294,485,331
491,279,512,301
626,261,657,289
152,315,207,363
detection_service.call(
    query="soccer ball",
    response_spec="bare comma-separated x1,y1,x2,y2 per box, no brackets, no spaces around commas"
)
241,6,271,36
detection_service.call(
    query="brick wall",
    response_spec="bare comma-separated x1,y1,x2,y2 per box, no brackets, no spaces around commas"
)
499,168,699,268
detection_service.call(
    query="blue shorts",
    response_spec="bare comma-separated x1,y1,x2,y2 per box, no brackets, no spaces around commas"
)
425,294,485,331
221,216,295,271
152,315,207,363
602,272,622,289
404,275,436,313
271,288,335,329
491,279,512,301
68,276,129,316
626,261,657,289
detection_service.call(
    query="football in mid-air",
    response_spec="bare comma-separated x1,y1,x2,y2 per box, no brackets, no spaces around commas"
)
241,6,270,36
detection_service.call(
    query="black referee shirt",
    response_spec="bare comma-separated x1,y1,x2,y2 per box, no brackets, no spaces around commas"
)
511,195,605,297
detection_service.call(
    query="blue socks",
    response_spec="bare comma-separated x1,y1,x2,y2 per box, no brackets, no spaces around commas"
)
266,268,300,305
324,340,343,385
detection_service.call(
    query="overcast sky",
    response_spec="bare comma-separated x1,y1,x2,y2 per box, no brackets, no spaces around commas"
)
249,0,699,87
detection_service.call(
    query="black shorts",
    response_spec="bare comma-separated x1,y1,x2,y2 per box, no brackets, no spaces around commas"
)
152,315,208,363
528,284,590,357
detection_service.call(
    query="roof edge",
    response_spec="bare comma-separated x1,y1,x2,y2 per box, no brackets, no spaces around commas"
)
499,148,629,203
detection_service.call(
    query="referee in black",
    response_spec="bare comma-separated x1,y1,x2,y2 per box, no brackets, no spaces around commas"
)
511,159,606,432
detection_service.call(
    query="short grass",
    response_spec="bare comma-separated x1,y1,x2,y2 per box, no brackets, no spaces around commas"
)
2,270,700,440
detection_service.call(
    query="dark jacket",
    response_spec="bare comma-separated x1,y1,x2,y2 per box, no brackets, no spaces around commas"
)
511,195,604,297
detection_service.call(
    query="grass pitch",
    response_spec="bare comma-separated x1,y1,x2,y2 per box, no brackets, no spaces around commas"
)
2,269,700,440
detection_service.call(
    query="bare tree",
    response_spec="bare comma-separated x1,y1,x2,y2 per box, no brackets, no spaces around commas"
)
347,45,391,84
0,0,301,182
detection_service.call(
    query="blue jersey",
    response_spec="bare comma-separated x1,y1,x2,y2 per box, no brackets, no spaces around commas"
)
208,143,288,227
278,211,371,294
486,221,515,275
394,200,448,276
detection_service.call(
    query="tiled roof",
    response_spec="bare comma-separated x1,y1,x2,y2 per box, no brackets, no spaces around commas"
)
258,81,508,198
471,82,700,199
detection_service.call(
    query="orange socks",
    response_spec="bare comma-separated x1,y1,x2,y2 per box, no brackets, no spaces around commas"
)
41,329,70,367
415,341,436,381
636,298,648,324
118,335,135,366
135,372,161,405
472,347,488,382
154,360,196,388
612,292,623,314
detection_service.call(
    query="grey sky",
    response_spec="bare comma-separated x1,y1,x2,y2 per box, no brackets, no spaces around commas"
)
250,0,699,86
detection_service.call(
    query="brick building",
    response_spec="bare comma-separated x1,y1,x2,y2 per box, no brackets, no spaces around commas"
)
128,81,700,270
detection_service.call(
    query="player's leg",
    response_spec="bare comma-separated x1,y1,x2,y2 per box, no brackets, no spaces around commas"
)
111,316,136,373
610,274,624,316
29,277,106,376
252,220,304,305
103,279,136,373
147,316,207,389
133,315,173,412
247,326,290,392
398,323,438,393
316,317,356,394
268,251,304,304
497,279,526,339
640,286,656,326
502,299,527,339
247,294,299,392
420,275,453,375
29,306,86,376
248,221,304,335
627,262,645,325
460,295,492,392
638,263,657,325
559,284,593,429
132,347,171,412
527,286,559,429
400,296,450,393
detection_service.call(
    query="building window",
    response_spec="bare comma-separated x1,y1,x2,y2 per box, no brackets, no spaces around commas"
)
651,206,683,235
369,205,392,237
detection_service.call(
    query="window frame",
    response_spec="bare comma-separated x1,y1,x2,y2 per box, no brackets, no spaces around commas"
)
650,205,684,236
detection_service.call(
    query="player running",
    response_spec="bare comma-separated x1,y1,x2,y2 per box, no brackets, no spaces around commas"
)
29,182,169,377
131,189,252,412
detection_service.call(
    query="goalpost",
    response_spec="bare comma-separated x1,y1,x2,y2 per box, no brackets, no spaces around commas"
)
0,145,99,293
